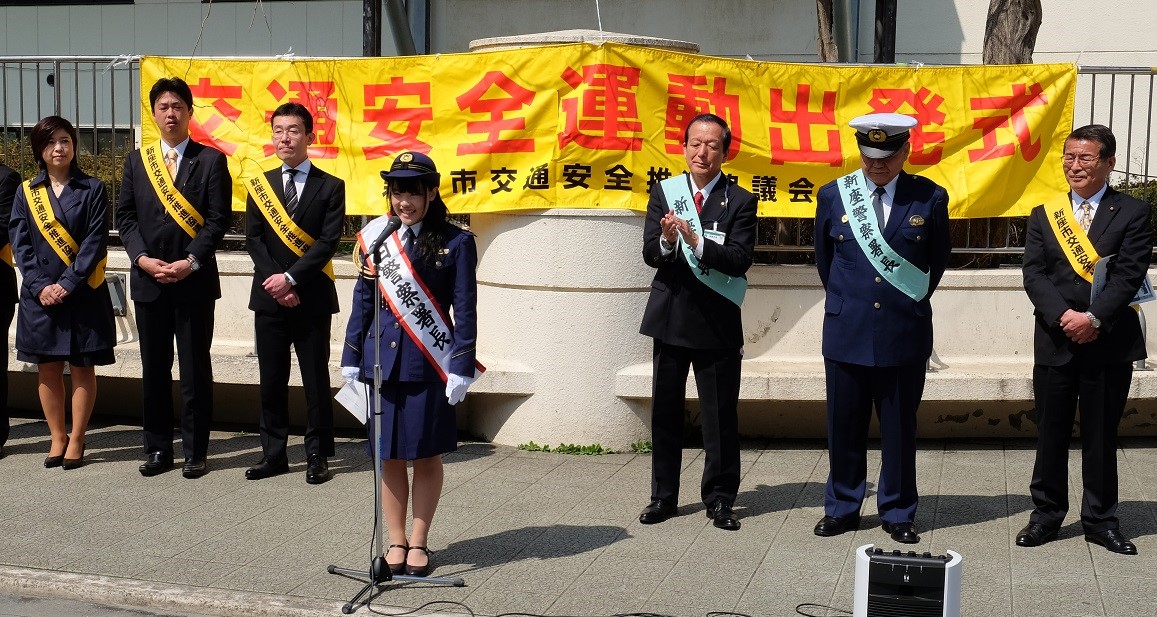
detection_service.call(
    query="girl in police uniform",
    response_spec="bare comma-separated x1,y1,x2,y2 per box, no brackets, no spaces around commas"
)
341,151,478,577
9,116,116,469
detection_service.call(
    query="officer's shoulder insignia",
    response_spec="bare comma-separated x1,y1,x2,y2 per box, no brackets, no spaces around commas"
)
352,250,377,278
909,215,925,227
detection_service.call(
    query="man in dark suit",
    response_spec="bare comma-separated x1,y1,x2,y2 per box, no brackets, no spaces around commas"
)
0,163,19,459
115,77,231,479
1017,124,1151,556
812,113,951,544
244,102,344,484
638,113,757,531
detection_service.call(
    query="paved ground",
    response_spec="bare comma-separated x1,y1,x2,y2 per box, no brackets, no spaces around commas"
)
1,417,1155,617
0,591,220,617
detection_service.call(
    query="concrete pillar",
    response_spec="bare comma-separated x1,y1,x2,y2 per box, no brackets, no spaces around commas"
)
464,30,698,448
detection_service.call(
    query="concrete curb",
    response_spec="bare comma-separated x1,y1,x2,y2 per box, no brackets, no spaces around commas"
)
0,565,347,617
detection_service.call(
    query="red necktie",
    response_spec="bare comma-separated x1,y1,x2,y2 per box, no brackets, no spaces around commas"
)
694,191,704,214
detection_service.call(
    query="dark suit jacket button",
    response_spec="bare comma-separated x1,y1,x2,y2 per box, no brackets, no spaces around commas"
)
873,302,882,309
916,235,922,241
393,323,400,329
875,276,882,284
389,341,397,349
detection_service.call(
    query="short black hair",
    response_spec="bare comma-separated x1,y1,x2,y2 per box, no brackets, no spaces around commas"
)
149,77,194,110
271,102,313,133
30,115,82,175
683,113,732,154
1067,124,1116,159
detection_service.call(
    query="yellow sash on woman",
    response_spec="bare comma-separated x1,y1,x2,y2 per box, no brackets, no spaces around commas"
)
245,173,335,280
0,244,12,266
142,142,204,239
1044,195,1099,283
21,181,106,288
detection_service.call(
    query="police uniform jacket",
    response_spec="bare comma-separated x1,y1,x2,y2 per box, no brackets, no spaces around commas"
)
1022,188,1152,366
245,165,345,316
814,171,951,367
8,171,115,355
342,221,478,383
639,175,757,350
114,140,231,303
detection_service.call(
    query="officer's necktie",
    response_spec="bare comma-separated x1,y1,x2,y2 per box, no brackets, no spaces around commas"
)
404,228,417,260
694,191,704,214
284,168,299,216
872,186,887,226
164,149,178,180
1078,200,1093,232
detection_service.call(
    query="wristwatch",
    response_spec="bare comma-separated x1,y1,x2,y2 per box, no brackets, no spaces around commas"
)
1085,311,1101,329
186,254,201,272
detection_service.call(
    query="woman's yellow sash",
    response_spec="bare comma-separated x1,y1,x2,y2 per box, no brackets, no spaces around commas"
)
245,173,335,280
21,181,106,289
1044,195,1099,283
142,142,204,239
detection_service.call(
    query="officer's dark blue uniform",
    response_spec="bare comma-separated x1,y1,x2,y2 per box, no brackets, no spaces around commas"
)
812,113,951,544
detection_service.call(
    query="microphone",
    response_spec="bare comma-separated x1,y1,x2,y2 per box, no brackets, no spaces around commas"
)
367,215,403,260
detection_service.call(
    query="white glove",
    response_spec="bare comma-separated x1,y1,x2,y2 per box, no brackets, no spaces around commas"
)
445,373,475,405
341,366,360,383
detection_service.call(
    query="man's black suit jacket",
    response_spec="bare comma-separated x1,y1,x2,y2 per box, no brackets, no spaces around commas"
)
0,164,19,308
1023,187,1153,366
640,174,757,349
245,165,345,315
115,141,232,303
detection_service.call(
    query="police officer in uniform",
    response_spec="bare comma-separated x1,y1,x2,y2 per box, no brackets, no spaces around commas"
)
812,113,951,544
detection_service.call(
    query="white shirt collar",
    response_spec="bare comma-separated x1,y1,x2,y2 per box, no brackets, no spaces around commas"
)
161,138,190,158
1072,183,1109,211
282,159,312,177
865,175,900,202
692,172,722,198
401,220,424,238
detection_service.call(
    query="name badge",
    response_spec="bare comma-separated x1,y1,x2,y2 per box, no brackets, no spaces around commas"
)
703,229,727,245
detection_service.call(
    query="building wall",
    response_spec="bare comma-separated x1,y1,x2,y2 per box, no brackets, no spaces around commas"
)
0,0,377,57
2,1,1153,66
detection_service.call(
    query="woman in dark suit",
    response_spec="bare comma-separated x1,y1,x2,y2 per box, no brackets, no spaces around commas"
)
9,116,116,469
341,151,478,577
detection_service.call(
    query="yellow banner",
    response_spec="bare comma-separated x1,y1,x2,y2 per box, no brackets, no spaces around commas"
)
141,44,1076,218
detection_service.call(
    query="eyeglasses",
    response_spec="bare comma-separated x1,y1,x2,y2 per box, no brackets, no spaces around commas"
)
272,127,305,138
1062,154,1100,165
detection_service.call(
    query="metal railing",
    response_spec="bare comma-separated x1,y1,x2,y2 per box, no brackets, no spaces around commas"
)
2,58,1153,261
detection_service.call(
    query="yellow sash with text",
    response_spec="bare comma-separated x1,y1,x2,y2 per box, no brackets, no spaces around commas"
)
246,173,335,281
142,142,204,239
21,181,106,288
1045,195,1100,283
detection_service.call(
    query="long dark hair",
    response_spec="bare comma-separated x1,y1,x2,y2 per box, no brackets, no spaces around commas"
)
30,115,83,176
386,176,453,267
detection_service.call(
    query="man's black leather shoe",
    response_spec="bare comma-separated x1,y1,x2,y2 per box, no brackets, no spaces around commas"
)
639,500,677,524
814,514,861,537
139,452,174,477
882,521,920,544
305,454,332,485
1015,522,1059,547
1085,529,1138,555
707,499,740,530
182,459,208,479
245,456,289,480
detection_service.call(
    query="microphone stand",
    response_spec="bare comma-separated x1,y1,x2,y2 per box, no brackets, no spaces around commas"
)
328,233,464,615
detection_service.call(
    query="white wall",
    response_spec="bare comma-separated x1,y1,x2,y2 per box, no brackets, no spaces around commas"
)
0,0,376,57
3,1,1154,66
